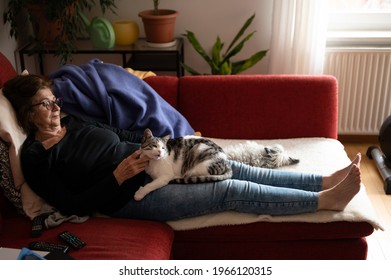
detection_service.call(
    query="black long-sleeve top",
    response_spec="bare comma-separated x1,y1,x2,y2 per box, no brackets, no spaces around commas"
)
21,115,145,216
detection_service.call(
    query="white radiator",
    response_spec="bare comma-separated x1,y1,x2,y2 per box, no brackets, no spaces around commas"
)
323,48,391,135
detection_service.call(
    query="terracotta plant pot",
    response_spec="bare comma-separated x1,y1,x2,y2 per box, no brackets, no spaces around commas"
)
28,4,60,43
138,9,178,44
28,3,74,45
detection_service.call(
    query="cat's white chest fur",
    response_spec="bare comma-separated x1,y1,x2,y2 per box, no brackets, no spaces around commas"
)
146,156,180,180
134,154,181,201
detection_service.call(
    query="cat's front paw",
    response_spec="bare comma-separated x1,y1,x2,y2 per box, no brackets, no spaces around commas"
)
134,187,146,201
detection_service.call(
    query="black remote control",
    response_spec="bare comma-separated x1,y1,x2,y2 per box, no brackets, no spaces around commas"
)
31,213,49,237
58,231,86,249
28,241,69,253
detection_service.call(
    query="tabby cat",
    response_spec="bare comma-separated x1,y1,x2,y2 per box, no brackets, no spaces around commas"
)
134,128,232,201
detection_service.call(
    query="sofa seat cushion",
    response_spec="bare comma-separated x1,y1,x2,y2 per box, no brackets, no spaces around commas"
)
168,138,381,231
0,216,174,260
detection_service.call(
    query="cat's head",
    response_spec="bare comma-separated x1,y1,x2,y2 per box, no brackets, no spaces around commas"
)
140,129,170,160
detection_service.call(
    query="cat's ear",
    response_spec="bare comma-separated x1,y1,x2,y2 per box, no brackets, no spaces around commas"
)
144,128,153,138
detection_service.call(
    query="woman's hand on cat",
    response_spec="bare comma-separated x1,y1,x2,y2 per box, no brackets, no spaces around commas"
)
113,150,149,185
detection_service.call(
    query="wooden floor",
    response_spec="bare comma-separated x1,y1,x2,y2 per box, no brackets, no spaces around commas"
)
342,141,391,260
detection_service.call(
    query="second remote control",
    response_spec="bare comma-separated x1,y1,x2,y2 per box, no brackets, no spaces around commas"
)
58,231,86,249
28,241,69,253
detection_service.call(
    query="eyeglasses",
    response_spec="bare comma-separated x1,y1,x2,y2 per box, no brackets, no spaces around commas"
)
30,97,63,111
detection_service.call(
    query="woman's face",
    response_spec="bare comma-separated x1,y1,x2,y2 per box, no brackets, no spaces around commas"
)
30,87,62,132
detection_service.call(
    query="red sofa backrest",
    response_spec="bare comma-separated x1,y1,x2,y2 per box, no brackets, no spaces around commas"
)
144,76,179,109
177,75,338,140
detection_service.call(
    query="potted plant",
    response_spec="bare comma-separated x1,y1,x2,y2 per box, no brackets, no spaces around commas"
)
3,0,117,64
183,14,268,75
138,0,178,46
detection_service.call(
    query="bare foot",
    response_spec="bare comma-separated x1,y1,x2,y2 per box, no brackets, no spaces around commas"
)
318,164,361,211
322,153,361,190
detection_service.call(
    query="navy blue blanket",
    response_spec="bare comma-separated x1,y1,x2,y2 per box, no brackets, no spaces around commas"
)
49,59,194,138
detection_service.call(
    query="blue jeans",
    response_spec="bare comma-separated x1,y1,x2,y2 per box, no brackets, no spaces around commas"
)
111,160,322,221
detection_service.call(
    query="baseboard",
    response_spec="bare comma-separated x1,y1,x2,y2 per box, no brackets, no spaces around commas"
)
338,134,379,143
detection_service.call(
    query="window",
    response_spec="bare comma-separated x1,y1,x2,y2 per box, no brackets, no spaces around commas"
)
330,0,391,11
327,0,391,46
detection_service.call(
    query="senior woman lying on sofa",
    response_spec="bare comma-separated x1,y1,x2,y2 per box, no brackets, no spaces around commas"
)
2,71,362,222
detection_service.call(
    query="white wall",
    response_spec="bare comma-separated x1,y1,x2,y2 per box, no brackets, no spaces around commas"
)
1,0,273,75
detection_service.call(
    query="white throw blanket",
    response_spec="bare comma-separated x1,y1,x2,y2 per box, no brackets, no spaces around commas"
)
167,138,383,231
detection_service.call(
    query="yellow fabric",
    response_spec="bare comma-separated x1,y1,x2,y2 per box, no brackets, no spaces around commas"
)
125,67,156,79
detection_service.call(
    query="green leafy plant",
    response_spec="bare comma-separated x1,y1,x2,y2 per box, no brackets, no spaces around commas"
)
183,14,268,75
3,0,117,64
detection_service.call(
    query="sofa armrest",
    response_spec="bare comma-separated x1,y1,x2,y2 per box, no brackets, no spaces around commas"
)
0,52,17,88
178,75,338,139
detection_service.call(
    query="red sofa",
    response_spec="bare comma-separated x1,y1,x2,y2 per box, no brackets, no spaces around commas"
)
0,53,375,259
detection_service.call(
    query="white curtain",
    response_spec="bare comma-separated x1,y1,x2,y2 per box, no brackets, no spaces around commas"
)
269,0,329,74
